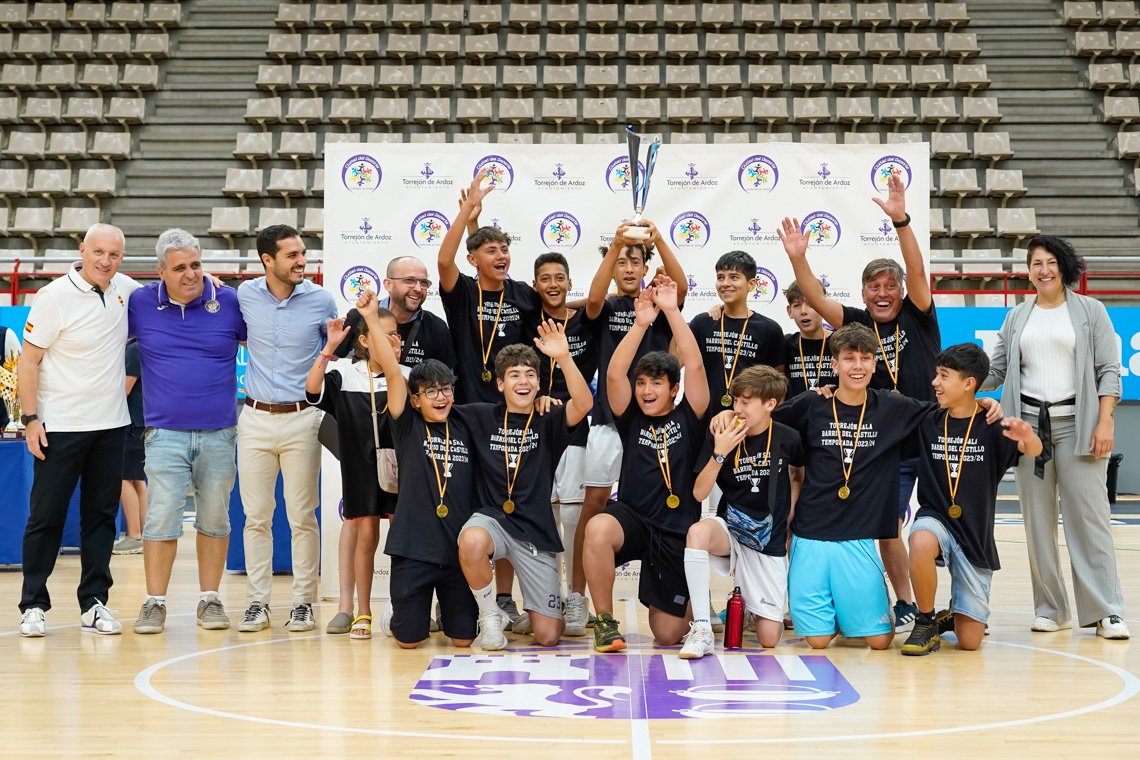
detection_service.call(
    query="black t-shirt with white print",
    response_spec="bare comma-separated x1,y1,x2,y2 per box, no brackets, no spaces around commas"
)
397,309,457,371
464,402,578,552
841,296,940,403
696,421,804,557
440,272,541,404
773,389,932,541
305,360,399,519
537,308,601,404
783,333,839,399
915,407,1022,571
384,406,476,567
615,398,705,536
689,312,785,411
586,295,674,427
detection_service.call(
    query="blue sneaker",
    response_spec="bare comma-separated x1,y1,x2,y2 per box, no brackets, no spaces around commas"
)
893,600,918,630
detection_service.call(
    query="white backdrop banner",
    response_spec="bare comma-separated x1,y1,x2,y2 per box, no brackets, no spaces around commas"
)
318,142,930,601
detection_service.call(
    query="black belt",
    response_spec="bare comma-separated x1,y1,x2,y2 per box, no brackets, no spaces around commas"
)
1021,394,1076,479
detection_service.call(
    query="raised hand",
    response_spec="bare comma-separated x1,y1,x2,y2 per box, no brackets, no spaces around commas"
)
776,217,808,261
1001,417,1033,442
533,318,570,359
871,173,907,224
652,275,679,313
324,317,350,353
712,414,749,457
634,285,659,327
356,288,378,316
460,170,494,212
638,219,661,244
978,396,1003,424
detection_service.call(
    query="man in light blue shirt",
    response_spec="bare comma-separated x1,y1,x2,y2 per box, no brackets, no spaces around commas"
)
236,224,336,633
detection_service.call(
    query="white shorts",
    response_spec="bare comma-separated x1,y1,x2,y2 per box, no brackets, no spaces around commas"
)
551,444,587,504
708,516,788,623
582,422,622,488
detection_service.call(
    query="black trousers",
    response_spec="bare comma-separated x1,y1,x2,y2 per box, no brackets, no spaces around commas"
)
20,426,127,614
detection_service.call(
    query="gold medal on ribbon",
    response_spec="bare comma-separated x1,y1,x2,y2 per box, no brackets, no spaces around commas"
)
426,422,452,521
478,283,505,386
948,504,962,519
719,313,751,410
651,422,679,511
832,393,867,505
874,322,902,394
503,499,515,514
891,388,900,394
481,369,493,382
666,494,680,509
501,408,534,518
943,405,979,523
838,486,850,500
798,335,828,393
436,504,448,518
721,394,732,408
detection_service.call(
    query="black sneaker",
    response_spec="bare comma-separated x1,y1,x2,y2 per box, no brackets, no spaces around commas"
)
936,608,954,635
893,599,918,629
287,603,314,632
593,611,626,652
901,619,940,656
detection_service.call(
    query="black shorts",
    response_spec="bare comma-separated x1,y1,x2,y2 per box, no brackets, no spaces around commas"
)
123,424,146,481
388,555,477,644
605,500,690,618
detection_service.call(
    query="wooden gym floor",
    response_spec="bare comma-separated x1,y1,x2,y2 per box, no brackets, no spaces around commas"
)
4,517,1139,759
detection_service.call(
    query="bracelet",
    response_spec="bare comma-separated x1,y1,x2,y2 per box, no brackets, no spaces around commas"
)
318,354,333,364
892,212,911,229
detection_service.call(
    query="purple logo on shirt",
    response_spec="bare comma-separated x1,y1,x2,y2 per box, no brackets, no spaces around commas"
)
474,155,515,193
670,212,711,249
411,211,452,248
411,653,859,719
738,155,779,193
340,265,380,304
341,154,381,193
800,211,842,250
540,211,581,251
751,267,779,305
871,155,912,194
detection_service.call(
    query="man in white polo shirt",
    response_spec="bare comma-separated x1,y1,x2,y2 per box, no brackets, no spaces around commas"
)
17,224,140,637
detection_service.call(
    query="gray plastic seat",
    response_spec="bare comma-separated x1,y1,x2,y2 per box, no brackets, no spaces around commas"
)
312,3,347,31
830,63,866,93
748,63,784,94
90,129,128,161
344,33,380,60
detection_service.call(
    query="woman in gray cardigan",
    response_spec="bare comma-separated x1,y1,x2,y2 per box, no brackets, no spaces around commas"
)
982,235,1128,639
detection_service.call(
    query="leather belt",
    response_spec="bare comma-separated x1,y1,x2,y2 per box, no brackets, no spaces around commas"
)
244,398,311,414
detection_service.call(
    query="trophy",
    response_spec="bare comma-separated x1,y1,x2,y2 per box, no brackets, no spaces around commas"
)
0,352,22,439
625,125,660,241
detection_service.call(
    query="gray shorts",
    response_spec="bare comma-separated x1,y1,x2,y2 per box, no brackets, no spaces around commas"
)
461,512,564,621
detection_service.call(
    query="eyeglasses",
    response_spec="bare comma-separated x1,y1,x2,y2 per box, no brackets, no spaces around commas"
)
415,385,455,400
395,277,432,289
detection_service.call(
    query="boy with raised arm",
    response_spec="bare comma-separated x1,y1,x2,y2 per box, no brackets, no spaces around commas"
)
903,343,1041,655
456,322,593,650
583,276,709,652
783,280,837,399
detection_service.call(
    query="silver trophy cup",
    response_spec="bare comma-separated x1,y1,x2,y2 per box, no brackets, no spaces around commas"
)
625,125,660,241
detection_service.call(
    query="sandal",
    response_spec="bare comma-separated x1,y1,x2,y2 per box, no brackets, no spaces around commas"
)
350,615,372,640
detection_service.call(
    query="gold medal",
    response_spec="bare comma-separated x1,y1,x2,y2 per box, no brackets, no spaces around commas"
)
719,312,751,408
948,504,962,519
943,405,979,525
503,499,515,514
838,485,850,500
891,388,900,394
501,408,534,519
426,422,452,523
666,494,680,508
478,283,505,385
721,393,732,407
831,395,866,507
436,503,448,518
481,369,493,382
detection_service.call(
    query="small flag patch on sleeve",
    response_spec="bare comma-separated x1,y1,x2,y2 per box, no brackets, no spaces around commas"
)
24,322,33,333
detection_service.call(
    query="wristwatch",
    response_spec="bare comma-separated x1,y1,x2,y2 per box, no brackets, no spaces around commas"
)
892,212,912,229
714,454,725,464
20,414,37,425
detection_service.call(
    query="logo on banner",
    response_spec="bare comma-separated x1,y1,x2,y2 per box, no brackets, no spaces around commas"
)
411,210,451,248
401,161,454,189
342,154,381,193
687,273,716,301
819,272,854,300
738,155,779,193
799,162,850,190
534,162,586,190
801,211,842,249
729,217,780,244
411,653,859,719
858,218,900,247
667,161,719,190
871,155,912,194
605,156,645,193
340,265,380,304
541,211,581,251
670,212,711,249
474,155,514,193
338,216,394,246
751,267,779,305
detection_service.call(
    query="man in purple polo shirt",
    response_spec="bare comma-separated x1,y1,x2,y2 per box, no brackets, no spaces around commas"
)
127,229,247,634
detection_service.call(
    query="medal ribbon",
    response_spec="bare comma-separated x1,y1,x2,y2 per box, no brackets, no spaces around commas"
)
503,407,535,503
650,422,675,499
873,322,901,391
943,404,980,509
478,282,506,377
541,308,571,393
734,422,772,471
832,393,868,492
720,313,751,396
798,334,828,389
426,421,451,510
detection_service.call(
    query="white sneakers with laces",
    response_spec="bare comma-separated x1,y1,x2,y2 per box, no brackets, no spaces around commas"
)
678,621,716,660
475,609,510,650
1097,615,1131,640
20,608,46,637
1031,616,1073,632
563,592,590,636
80,602,122,635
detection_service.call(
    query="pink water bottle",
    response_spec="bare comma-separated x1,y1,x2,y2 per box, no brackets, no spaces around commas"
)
724,586,744,649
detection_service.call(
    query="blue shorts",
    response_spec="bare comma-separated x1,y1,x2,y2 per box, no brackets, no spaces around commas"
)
899,457,919,522
910,516,993,623
788,536,892,638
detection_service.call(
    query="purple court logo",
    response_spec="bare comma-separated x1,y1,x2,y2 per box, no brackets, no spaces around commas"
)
411,653,859,719
670,211,711,249
752,267,779,305
411,210,451,248
541,211,581,251
340,265,379,303
800,211,842,250
605,156,645,193
871,155,912,194
341,154,381,193
474,155,514,193
738,155,779,193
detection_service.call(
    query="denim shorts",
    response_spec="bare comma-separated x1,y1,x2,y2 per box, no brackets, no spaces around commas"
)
910,516,993,623
142,426,237,541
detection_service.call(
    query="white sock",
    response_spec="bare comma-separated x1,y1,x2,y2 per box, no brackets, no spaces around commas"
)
471,581,499,616
200,591,220,603
559,502,582,597
684,548,711,625
148,595,166,607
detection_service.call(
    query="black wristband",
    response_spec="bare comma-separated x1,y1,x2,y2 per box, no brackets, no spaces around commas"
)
892,212,911,229
20,414,37,425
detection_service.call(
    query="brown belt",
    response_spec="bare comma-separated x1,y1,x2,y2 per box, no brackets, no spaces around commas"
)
244,398,311,414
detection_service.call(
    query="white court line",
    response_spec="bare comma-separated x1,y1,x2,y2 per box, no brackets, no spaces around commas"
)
658,641,1140,745
773,655,815,682
661,656,692,680
625,597,653,760
716,654,758,681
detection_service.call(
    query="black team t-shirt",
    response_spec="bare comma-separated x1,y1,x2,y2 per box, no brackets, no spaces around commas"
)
384,407,476,567
841,296,940,403
689,312,786,411
537,308,601,404
464,403,578,552
615,398,704,536
586,295,673,427
695,421,804,557
773,389,932,541
915,408,1022,571
440,272,541,404
783,333,839,399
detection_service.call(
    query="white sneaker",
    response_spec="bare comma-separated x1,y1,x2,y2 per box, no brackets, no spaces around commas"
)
238,601,270,632
1097,615,1130,640
80,602,122,635
20,608,45,637
379,600,394,637
679,621,716,660
564,592,589,636
512,611,533,635
475,609,509,650
1031,616,1073,632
